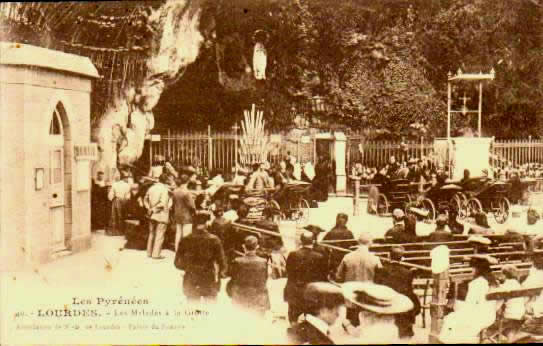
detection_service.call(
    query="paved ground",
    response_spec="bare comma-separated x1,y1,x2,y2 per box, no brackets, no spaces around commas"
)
3,195,543,344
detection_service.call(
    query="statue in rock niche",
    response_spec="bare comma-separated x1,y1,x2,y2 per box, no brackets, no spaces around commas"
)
252,30,269,80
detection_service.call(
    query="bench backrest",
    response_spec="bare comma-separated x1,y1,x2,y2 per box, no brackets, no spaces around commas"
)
486,286,543,301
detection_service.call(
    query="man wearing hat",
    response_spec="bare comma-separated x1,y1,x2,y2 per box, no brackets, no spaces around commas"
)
284,231,328,325
341,282,414,343
227,236,270,316
374,246,421,338
427,214,454,242
287,282,345,345
175,211,227,303
143,173,173,259
385,209,417,243
335,232,382,326
468,235,492,254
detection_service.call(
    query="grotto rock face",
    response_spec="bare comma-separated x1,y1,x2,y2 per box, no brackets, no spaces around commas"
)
94,0,204,179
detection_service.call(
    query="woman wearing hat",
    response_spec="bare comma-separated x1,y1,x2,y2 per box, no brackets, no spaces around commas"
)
490,264,525,340
440,255,498,343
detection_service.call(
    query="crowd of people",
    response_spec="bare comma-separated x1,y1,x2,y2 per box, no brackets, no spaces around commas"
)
88,152,543,344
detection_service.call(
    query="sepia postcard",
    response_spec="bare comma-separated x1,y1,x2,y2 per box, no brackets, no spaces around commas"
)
2,0,543,344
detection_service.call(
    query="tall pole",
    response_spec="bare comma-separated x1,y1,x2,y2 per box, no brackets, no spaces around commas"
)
478,82,483,137
233,123,239,175
447,81,452,140
447,80,452,178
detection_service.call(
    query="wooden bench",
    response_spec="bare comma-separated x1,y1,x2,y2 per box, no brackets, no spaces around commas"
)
481,286,543,343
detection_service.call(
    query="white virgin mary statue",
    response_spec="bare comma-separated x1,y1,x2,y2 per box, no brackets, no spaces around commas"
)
253,42,267,80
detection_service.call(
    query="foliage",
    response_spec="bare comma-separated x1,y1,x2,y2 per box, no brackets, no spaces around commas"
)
3,1,543,139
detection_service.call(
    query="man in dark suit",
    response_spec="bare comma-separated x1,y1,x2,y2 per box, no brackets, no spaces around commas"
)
323,213,356,272
374,246,421,339
175,212,227,303
427,214,454,242
172,174,195,252
284,231,328,325
287,282,345,345
385,209,418,243
227,236,270,316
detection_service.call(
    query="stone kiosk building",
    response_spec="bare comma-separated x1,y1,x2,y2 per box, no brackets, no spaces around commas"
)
0,42,99,271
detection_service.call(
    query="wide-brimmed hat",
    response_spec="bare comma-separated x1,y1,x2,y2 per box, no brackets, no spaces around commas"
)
468,235,491,246
466,254,498,268
342,282,414,315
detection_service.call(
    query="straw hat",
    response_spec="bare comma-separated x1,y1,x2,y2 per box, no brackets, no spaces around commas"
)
342,282,413,315
468,235,491,246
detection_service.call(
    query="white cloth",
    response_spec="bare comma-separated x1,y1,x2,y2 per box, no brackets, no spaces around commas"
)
443,276,496,343
293,163,302,181
465,277,491,305
305,314,330,337
304,162,315,181
522,268,543,317
498,279,525,320
149,165,163,179
108,180,130,201
223,210,239,223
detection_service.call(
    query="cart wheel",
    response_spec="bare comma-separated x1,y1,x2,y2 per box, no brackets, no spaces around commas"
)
376,194,389,216
450,195,465,220
456,192,468,205
421,198,436,223
492,197,511,224
296,199,311,226
267,199,283,223
467,198,483,217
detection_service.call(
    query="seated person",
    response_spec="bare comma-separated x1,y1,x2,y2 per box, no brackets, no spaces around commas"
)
232,167,248,185
273,161,291,188
206,170,225,197
440,255,498,343
490,265,525,341
372,166,390,187
448,209,465,234
246,162,272,192
427,214,454,242
468,212,493,235
385,209,419,243
522,252,543,317
460,169,471,185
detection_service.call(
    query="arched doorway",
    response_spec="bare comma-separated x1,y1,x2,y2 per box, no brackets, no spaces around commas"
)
48,102,72,252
